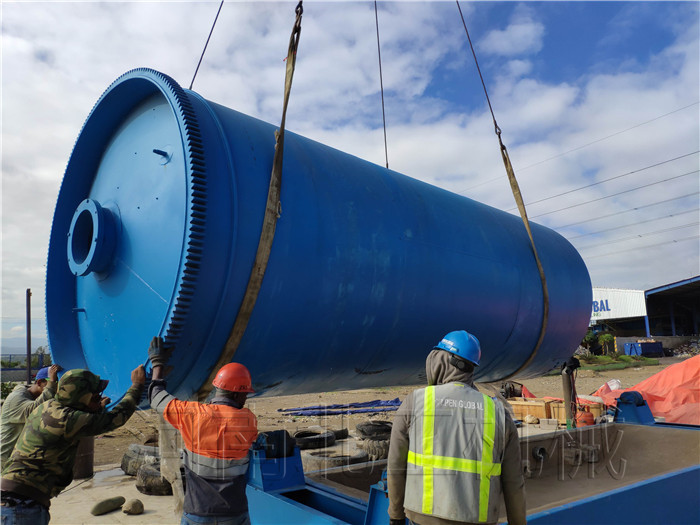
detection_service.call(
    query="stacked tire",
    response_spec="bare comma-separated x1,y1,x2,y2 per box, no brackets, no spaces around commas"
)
356,421,392,461
293,427,368,472
120,444,177,496
121,444,159,476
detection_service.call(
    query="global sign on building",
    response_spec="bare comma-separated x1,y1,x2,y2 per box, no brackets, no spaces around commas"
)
590,288,647,323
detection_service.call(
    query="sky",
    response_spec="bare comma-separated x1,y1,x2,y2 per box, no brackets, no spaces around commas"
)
1,1,699,353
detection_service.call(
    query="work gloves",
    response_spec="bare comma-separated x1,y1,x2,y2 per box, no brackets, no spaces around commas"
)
148,336,173,368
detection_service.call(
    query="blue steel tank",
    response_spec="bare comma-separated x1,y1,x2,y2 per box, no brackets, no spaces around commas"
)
46,68,591,403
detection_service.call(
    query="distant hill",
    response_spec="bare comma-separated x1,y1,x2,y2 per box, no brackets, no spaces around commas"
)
1,337,49,356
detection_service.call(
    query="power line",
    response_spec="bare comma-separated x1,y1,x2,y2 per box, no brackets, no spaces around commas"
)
554,192,699,229
530,169,699,219
585,235,699,259
518,101,700,172
566,207,699,240
456,101,700,194
575,222,699,250
507,151,699,212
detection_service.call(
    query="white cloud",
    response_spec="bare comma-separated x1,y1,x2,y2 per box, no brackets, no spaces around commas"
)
479,5,545,57
1,1,698,344
504,59,533,78
8,326,25,337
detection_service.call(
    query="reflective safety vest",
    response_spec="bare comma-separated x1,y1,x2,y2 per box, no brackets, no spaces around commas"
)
161,397,258,484
151,386,258,516
405,383,506,523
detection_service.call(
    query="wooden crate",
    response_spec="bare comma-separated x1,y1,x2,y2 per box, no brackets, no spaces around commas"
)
507,397,553,420
550,402,567,424
550,401,605,424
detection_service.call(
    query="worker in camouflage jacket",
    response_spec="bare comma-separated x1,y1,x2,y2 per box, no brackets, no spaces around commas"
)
0,364,61,470
0,365,145,525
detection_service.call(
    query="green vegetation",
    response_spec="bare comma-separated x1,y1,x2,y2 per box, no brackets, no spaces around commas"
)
582,330,598,351
1,381,18,400
1,348,52,369
581,329,617,355
599,334,615,355
578,354,659,369
1,348,54,402
547,354,659,375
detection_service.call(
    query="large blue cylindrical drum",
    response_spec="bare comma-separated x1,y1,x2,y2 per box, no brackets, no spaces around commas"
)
46,69,591,403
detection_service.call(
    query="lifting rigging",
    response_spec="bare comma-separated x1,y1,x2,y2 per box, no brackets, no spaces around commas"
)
190,1,551,384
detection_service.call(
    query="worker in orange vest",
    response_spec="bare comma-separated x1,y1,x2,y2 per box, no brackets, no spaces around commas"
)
147,337,258,525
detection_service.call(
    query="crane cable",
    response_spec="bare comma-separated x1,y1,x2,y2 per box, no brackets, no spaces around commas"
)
374,1,389,169
156,3,229,510
189,0,225,90
456,1,549,380
199,1,304,400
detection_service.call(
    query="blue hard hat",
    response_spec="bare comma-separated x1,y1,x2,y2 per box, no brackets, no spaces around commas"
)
35,367,51,381
434,330,481,366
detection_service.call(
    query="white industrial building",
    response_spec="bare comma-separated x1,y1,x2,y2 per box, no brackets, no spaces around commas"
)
590,276,699,337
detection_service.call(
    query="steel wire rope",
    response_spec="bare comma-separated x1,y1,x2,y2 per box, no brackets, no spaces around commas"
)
506,151,699,212
585,234,699,259
529,169,699,219
457,101,700,194
374,1,389,169
574,221,700,250
199,1,304,400
189,0,225,90
161,2,223,506
565,208,699,240
553,192,700,229
456,0,548,380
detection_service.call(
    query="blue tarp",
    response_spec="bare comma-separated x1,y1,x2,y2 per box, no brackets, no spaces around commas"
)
278,398,402,416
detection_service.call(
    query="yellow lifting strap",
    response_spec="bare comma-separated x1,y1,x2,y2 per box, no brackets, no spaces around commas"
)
497,134,550,379
456,1,549,379
198,1,304,400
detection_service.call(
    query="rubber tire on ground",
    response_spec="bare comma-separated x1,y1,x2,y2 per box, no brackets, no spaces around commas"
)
293,430,336,450
332,428,350,440
120,444,159,476
256,430,296,458
301,449,369,472
356,421,392,441
307,425,350,441
360,439,390,461
135,464,172,496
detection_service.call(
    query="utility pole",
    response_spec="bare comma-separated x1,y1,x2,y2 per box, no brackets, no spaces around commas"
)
26,288,32,384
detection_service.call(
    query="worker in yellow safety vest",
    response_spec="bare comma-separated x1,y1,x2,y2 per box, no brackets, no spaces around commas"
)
387,330,526,525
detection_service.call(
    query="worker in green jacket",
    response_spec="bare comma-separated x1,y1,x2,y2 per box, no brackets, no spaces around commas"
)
0,365,61,471
387,331,526,525
0,365,145,525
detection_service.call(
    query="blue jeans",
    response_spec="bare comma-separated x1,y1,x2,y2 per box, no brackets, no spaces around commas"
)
0,502,50,525
181,512,250,525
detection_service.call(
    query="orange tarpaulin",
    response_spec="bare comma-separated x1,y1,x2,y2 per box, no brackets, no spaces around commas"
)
521,384,536,398
595,354,700,425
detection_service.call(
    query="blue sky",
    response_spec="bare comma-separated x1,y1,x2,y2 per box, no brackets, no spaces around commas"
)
1,1,698,352
425,2,683,104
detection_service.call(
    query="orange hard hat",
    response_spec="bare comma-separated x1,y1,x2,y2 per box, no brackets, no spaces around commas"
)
212,363,254,393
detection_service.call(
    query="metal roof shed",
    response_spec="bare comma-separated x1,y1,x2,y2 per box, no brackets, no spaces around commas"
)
644,275,700,337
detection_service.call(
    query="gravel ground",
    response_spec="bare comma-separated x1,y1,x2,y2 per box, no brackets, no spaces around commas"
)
94,355,689,466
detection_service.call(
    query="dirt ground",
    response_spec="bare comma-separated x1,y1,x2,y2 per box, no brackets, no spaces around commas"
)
94,356,689,466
